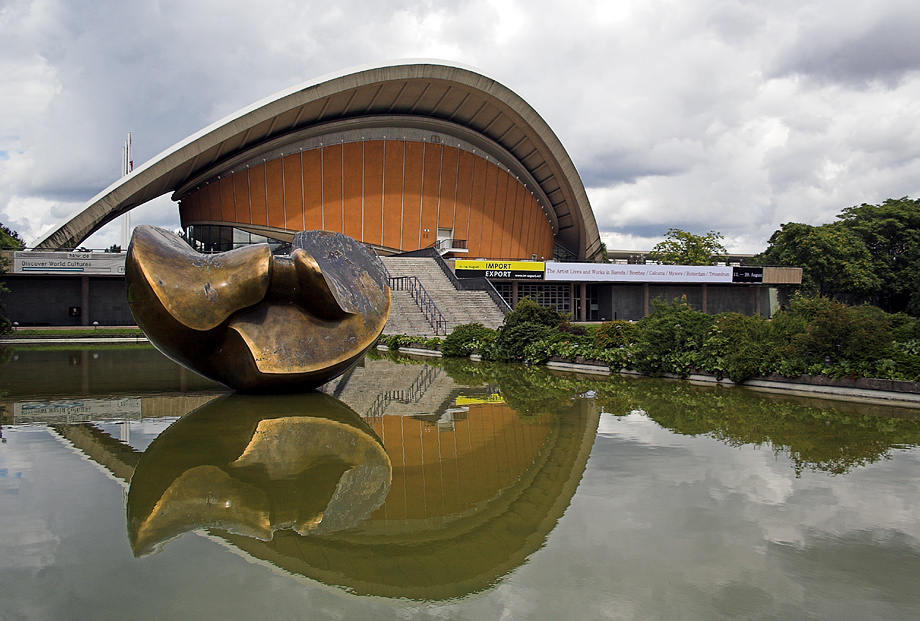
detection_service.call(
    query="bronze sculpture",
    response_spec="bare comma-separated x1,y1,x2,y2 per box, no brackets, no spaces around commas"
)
125,225,390,391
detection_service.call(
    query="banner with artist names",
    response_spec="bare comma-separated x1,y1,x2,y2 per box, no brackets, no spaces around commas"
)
454,260,545,279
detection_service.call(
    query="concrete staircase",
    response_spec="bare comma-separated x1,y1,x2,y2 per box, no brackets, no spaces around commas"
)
381,256,506,336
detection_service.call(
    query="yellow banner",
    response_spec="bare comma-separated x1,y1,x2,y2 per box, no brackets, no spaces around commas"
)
455,394,505,406
455,260,545,272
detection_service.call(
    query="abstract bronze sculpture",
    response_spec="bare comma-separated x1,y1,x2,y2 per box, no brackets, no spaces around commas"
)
125,225,390,391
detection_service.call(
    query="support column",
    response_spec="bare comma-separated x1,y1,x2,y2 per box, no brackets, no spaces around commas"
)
643,283,650,317
579,283,587,322
754,285,761,316
512,280,519,308
569,282,575,318
701,284,708,314
81,276,90,327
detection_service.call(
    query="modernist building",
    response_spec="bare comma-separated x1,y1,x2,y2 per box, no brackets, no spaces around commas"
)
34,61,603,262
11,61,796,327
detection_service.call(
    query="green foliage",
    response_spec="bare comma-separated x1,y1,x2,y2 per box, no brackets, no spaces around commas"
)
495,322,558,362
754,221,880,297
593,320,641,349
697,313,773,383
837,197,920,313
649,228,728,265
437,290,920,383
383,334,442,351
631,297,714,378
785,297,892,365
0,224,24,250
503,297,567,329
442,323,496,357
0,223,21,336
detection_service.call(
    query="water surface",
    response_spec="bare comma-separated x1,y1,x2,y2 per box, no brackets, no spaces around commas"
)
2,346,920,619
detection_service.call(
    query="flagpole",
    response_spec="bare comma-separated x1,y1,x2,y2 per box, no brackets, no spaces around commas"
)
121,133,132,248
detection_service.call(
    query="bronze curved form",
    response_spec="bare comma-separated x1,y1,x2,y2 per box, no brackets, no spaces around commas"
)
126,393,391,557
125,226,390,391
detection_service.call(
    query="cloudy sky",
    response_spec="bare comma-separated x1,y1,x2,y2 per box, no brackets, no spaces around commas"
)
3,0,920,253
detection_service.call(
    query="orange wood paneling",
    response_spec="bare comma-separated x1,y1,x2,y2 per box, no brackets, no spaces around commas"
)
454,149,474,243
342,142,363,240
438,422,461,516
438,146,459,230
265,158,285,229
183,191,197,224
207,182,222,222
400,418,425,519
507,182,524,259
478,163,499,257
540,219,554,259
363,141,384,246
467,154,488,256
233,170,251,224
322,144,343,233
491,170,510,258
178,194,195,225
382,141,404,249
420,143,442,249
219,176,236,223
402,141,424,249
283,153,304,231
523,194,537,259
499,174,517,258
301,149,323,230
249,163,268,227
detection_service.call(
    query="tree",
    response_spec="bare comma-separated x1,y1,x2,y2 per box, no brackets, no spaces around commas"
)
0,225,24,250
0,223,23,335
649,228,728,265
837,197,920,314
754,222,879,298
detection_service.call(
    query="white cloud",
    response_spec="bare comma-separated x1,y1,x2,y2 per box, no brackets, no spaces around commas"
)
3,0,920,251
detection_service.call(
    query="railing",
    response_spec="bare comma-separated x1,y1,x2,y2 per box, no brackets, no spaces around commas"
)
388,275,448,335
434,238,467,251
363,365,442,425
394,247,512,314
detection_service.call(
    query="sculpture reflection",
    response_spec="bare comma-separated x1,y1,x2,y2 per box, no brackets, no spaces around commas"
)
125,226,390,391
127,393,391,556
125,368,600,601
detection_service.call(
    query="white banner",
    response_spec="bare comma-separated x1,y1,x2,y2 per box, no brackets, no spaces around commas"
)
13,398,143,423
544,262,734,283
12,251,126,276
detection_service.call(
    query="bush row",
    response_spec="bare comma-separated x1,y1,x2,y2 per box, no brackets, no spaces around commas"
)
385,296,920,383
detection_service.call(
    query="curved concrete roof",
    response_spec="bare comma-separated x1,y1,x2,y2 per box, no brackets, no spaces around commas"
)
34,60,602,260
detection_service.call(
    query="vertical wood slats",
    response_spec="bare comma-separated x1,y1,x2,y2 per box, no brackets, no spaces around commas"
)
178,140,554,259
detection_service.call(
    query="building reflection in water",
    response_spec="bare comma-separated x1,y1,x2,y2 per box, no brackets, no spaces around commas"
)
1,348,600,602
129,358,600,601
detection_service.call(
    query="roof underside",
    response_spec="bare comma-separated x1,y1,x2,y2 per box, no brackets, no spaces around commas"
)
34,61,602,259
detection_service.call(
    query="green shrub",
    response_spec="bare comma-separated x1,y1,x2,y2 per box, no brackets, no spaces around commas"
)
593,320,641,349
787,298,892,364
503,297,567,329
631,298,714,377
442,323,496,357
496,321,557,362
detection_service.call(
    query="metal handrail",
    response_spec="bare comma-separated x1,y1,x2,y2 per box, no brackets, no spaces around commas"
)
364,365,441,424
434,238,467,250
388,275,448,335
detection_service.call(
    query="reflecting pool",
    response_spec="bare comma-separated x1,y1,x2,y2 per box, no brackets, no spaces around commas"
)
2,346,920,619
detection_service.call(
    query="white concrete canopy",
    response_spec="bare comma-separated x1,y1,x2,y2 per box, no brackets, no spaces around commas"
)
34,60,602,260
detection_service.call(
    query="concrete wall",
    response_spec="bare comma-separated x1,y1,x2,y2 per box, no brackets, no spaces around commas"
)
2,275,133,326
597,283,777,321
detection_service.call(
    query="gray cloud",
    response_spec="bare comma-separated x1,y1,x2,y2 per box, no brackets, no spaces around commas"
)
771,6,920,88
4,0,920,253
